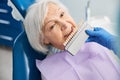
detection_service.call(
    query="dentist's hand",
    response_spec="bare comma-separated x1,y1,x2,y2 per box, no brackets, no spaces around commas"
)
85,27,114,50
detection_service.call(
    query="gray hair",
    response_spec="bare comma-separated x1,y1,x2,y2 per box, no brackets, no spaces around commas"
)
24,0,68,54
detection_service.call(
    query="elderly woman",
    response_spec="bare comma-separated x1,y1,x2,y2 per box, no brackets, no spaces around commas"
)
24,0,120,80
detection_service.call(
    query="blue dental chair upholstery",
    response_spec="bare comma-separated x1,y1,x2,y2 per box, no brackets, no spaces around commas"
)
11,0,35,18
0,0,23,47
12,0,46,80
13,30,46,80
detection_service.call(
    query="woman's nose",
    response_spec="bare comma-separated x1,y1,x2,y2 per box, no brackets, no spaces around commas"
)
61,24,67,31
58,20,69,31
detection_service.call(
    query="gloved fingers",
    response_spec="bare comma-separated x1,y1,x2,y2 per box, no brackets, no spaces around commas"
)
85,36,91,42
85,29,97,36
86,36,97,42
94,27,102,31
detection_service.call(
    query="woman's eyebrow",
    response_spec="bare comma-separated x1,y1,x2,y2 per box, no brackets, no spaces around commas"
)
44,19,54,26
58,7,61,11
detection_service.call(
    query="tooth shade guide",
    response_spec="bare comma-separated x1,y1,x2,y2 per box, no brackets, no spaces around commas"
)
63,20,85,46
63,30,76,46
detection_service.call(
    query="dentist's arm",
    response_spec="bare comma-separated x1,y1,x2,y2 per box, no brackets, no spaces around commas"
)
85,27,119,54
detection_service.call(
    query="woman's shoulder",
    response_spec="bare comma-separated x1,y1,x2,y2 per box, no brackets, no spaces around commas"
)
36,51,71,79
36,51,67,67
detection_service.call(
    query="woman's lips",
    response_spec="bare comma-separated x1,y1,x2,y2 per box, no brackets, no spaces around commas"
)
64,27,73,38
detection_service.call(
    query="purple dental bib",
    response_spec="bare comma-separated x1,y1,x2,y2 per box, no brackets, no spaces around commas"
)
36,42,120,80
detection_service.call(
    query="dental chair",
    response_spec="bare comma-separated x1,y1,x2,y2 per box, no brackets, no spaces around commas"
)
11,0,35,18
0,0,23,47
13,30,46,80
12,0,47,80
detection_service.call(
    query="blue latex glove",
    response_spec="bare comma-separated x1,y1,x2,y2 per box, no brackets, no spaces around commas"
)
85,27,115,50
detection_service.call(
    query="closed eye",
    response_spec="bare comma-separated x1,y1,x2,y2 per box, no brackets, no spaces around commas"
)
49,24,56,30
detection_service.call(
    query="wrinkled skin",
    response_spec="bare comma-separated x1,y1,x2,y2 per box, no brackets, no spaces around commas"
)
43,3,77,50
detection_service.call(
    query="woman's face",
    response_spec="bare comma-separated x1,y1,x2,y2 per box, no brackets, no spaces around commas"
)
43,3,77,50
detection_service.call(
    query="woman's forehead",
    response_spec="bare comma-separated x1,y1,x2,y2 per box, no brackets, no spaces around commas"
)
44,3,61,24
47,3,60,16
